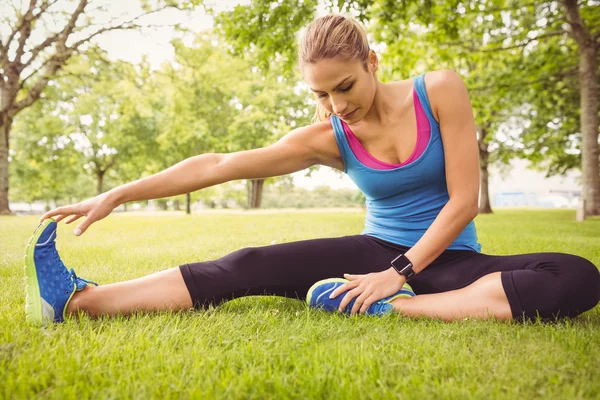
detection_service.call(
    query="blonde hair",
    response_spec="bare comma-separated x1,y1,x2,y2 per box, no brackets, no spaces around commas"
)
299,15,370,122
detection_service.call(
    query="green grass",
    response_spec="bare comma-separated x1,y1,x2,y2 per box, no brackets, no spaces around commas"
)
1,209,599,399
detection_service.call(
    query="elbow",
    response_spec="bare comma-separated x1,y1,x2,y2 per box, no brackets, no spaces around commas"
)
451,197,478,220
468,197,479,220
470,204,479,220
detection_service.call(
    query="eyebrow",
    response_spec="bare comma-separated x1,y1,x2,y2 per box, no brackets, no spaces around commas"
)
310,76,353,93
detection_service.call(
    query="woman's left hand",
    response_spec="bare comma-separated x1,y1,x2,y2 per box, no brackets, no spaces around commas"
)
330,267,407,316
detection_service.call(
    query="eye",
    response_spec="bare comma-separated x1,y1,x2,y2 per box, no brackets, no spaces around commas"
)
340,84,354,92
316,92,328,99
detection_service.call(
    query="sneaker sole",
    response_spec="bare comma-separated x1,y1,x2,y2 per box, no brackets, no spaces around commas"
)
305,278,415,305
24,218,54,326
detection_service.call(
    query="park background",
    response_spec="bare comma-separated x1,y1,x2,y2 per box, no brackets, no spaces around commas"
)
0,0,598,217
1,1,600,399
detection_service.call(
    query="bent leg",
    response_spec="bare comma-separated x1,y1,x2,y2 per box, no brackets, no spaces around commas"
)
391,272,512,321
392,251,600,322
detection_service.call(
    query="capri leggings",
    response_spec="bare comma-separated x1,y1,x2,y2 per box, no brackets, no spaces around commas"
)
179,235,600,321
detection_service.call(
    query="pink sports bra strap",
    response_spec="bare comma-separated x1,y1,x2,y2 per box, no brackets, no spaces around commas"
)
341,87,431,170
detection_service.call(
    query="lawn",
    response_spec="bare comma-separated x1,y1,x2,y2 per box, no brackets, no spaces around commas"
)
1,209,599,399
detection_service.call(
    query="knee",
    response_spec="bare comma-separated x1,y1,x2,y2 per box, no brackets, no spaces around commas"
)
228,247,261,264
554,254,600,315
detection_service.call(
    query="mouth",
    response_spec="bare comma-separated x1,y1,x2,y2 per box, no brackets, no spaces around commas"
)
339,109,358,120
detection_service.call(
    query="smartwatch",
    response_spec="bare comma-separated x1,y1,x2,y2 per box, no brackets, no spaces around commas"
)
390,253,415,280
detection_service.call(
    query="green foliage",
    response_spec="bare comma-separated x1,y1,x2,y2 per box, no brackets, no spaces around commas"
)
214,0,598,181
215,0,318,74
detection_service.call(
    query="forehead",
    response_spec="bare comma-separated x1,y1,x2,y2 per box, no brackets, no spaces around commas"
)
303,58,363,90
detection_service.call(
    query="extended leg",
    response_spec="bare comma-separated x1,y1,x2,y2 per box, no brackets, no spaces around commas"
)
66,267,192,318
66,235,398,319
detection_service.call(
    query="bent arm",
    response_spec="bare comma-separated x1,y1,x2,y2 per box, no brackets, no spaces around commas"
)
404,70,480,273
109,126,322,206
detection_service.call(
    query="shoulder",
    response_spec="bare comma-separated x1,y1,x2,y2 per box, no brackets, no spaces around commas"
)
281,120,343,171
423,70,469,123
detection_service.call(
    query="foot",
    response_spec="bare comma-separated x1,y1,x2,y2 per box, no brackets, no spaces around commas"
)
306,278,415,316
24,218,98,325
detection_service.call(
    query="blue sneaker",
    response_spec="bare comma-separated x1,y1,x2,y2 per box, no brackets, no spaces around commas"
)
306,278,415,316
24,218,98,325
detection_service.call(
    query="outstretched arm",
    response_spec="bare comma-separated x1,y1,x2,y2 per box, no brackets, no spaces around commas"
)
41,124,331,235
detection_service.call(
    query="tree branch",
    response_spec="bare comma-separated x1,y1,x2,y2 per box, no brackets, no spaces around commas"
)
470,67,578,92
482,31,566,52
12,0,37,66
13,0,58,66
8,1,176,118
5,0,37,55
459,1,552,15
19,59,46,91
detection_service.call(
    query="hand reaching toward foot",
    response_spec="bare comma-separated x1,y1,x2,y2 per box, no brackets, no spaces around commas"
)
39,191,119,236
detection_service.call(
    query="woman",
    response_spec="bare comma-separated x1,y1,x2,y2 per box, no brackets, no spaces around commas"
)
25,15,600,325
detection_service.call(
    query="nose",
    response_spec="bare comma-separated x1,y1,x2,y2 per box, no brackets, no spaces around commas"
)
330,95,348,115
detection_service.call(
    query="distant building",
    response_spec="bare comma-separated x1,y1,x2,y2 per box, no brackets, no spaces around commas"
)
489,159,580,209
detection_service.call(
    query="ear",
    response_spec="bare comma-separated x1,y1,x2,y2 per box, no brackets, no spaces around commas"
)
368,49,378,73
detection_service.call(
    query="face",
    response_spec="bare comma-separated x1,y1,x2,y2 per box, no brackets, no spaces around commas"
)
303,51,378,123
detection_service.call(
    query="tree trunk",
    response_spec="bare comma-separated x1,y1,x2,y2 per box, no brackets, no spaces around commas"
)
563,0,600,217
477,125,493,214
96,170,104,195
186,193,191,215
577,41,599,216
247,179,265,209
173,199,181,211
0,114,13,215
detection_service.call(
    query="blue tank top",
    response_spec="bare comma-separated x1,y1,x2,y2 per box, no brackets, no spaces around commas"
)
330,73,482,252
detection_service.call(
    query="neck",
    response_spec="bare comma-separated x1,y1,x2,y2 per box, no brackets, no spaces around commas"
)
357,80,395,126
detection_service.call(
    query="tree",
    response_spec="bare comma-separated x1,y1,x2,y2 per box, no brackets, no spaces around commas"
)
0,0,194,214
559,0,599,216
228,68,311,208
216,0,600,217
9,51,160,206
9,90,93,207
216,0,523,214
149,36,246,213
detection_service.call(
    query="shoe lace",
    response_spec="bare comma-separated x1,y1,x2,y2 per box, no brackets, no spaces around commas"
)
51,247,98,290
68,268,99,290
51,248,71,281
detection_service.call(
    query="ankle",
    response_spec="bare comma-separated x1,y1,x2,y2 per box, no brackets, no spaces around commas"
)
66,286,91,316
390,296,413,313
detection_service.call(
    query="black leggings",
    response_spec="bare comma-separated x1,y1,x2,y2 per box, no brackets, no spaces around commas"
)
179,235,600,321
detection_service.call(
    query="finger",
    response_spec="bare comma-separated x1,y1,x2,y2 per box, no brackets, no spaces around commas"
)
64,215,83,225
339,287,363,313
330,280,359,299
351,290,373,316
344,273,363,281
359,295,378,315
74,216,95,236
40,206,73,222
54,214,75,224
